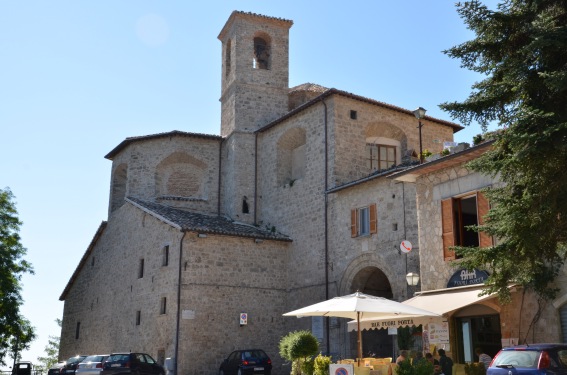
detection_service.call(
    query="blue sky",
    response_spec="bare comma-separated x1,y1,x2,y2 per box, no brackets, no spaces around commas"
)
1,1,498,366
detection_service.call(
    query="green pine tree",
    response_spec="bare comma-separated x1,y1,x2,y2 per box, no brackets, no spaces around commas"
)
440,1,567,302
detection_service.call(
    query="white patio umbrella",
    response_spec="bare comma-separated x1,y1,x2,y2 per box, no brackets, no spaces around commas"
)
283,291,440,364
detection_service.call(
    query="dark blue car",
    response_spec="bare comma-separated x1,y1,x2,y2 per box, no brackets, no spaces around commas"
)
219,349,272,375
488,344,567,375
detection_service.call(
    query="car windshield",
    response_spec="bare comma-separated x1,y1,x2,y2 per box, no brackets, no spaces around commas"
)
492,350,539,368
67,357,86,365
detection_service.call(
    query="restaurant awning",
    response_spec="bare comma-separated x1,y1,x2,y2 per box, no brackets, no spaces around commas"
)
347,284,499,331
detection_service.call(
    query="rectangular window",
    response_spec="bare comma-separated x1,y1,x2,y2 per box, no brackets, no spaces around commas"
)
75,322,81,339
441,191,492,261
136,310,141,326
350,110,357,120
138,258,144,278
160,297,167,315
366,144,396,171
351,203,377,238
162,245,169,267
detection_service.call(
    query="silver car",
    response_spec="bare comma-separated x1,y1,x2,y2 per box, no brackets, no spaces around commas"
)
76,355,109,375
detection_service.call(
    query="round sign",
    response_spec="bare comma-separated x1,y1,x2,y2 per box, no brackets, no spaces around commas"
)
400,240,412,253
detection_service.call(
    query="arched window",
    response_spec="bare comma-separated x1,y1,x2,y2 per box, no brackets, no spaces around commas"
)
253,37,270,69
225,39,232,77
110,163,128,213
155,152,207,198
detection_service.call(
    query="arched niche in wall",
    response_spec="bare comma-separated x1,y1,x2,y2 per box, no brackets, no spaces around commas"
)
364,123,408,172
110,163,128,213
276,127,306,186
155,152,207,198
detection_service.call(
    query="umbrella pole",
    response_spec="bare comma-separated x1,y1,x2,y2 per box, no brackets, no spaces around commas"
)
357,311,362,367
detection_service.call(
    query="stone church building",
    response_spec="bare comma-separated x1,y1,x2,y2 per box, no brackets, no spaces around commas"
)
59,11,462,375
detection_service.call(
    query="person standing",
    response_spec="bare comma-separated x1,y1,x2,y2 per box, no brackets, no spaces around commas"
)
438,349,453,375
475,348,492,372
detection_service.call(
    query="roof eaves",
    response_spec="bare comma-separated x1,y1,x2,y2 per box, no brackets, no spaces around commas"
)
105,130,223,160
389,140,496,182
256,88,463,134
59,221,107,301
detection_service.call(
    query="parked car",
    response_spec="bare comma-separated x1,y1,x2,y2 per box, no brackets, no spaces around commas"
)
219,349,272,375
60,356,88,375
101,353,164,375
12,362,33,375
48,362,66,375
76,355,109,375
488,344,567,375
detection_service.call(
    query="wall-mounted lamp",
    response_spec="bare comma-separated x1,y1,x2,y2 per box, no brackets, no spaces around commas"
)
406,272,420,286
412,107,427,163
197,233,207,238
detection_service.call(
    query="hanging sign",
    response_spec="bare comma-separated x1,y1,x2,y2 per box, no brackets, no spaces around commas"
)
240,313,248,325
400,240,412,253
447,269,489,288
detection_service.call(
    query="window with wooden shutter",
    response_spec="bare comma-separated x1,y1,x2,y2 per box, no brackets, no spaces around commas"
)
351,209,358,238
477,191,493,248
441,198,456,261
351,204,376,237
369,203,377,234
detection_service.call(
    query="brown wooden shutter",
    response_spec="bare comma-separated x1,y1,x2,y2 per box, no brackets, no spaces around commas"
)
351,209,358,238
441,198,456,261
369,203,377,234
477,191,493,248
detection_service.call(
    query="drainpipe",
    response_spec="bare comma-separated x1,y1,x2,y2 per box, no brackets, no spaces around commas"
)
218,139,223,216
174,231,188,375
254,132,258,225
321,98,330,355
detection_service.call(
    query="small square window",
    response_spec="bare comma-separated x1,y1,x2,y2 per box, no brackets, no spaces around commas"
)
350,110,357,120
392,223,398,231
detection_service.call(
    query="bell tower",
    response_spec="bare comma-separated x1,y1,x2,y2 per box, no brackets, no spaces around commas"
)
217,12,293,223
218,11,293,136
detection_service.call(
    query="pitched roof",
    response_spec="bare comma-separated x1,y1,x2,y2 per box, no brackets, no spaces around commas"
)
59,221,107,301
218,11,293,40
257,88,463,133
105,130,223,160
127,197,292,242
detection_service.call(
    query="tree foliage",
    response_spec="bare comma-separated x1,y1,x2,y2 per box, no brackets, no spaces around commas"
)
36,319,62,371
440,1,567,301
0,188,35,365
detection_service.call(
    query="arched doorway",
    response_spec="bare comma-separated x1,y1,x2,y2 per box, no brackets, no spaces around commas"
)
349,266,394,359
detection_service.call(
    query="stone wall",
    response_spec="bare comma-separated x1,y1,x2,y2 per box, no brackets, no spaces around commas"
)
108,135,222,217
61,201,291,375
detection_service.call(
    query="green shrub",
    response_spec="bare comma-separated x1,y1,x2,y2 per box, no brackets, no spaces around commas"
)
279,330,319,375
313,354,332,375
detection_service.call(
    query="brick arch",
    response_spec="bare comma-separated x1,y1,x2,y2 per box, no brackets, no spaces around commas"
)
277,127,307,186
339,253,404,300
155,152,207,198
110,163,128,213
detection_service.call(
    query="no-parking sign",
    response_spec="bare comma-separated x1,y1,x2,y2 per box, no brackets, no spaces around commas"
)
240,313,248,325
